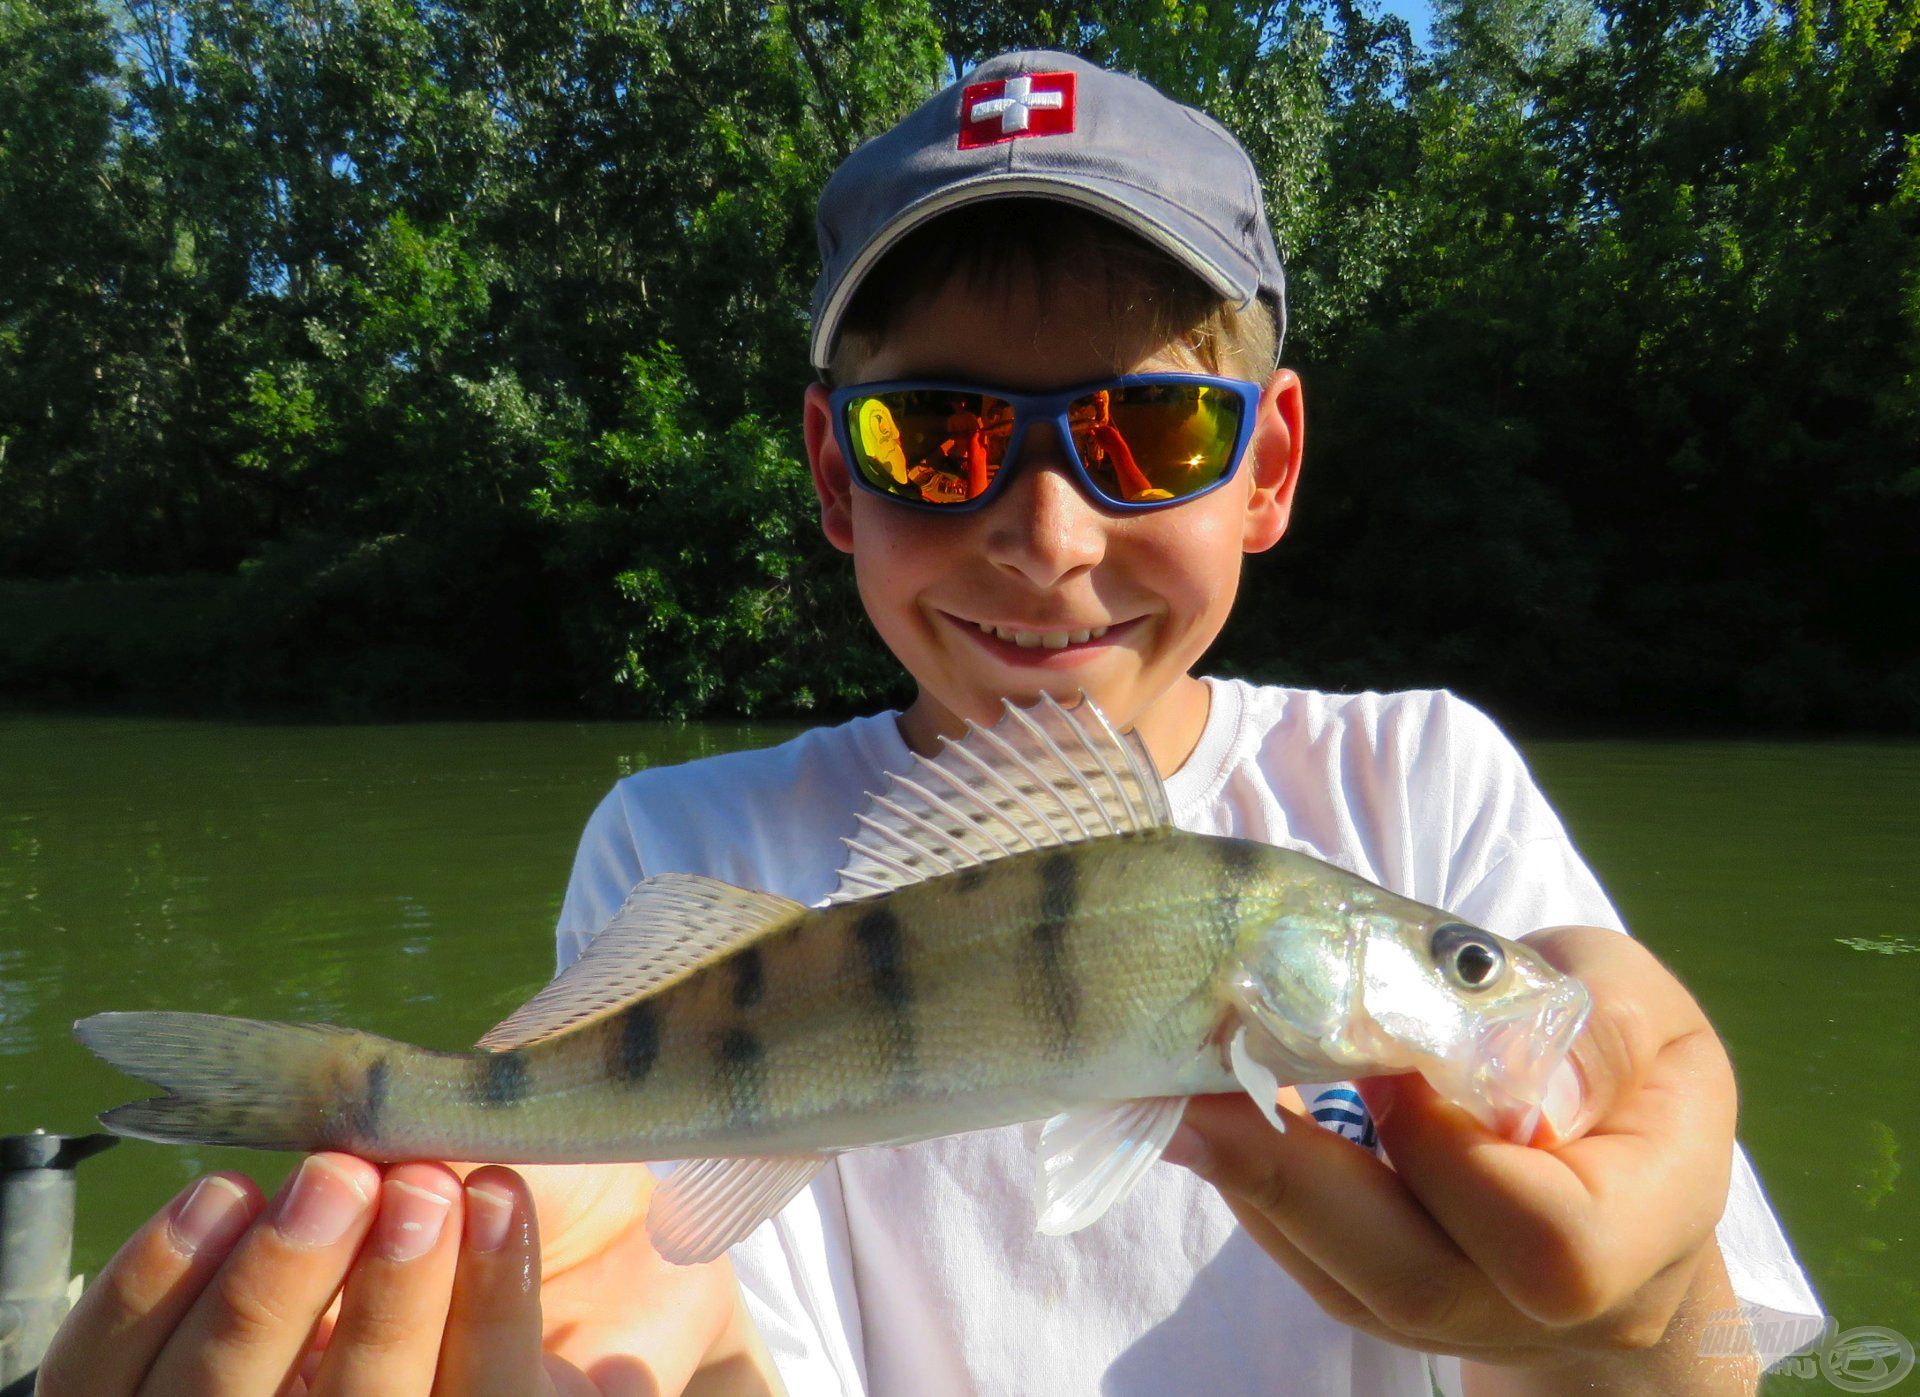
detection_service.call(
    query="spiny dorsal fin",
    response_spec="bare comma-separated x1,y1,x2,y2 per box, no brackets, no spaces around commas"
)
477,874,806,1051
827,692,1171,905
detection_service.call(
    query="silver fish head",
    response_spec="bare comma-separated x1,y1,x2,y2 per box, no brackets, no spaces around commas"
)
1229,877,1590,1144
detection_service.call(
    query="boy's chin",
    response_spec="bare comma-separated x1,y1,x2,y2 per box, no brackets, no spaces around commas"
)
902,670,1212,776
917,668,1160,732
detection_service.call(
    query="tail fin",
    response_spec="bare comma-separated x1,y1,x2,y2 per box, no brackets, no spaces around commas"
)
75,1011,363,1151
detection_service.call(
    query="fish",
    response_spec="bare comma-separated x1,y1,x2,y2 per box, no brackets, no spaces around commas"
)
74,693,1590,1265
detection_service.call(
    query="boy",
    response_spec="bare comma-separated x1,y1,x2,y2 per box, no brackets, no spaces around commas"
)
42,49,1821,1397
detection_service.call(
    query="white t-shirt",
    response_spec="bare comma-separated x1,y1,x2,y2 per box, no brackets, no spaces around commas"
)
555,679,1825,1395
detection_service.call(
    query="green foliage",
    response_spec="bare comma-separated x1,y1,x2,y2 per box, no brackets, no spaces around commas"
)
1,0,1914,726
532,345,888,717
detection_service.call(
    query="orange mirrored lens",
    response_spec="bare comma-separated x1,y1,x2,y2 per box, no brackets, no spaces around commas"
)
843,391,1014,506
1069,384,1242,504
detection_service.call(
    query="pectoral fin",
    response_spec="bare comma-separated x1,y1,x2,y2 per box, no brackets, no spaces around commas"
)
1033,1096,1188,1235
646,1154,825,1265
1230,1027,1290,1135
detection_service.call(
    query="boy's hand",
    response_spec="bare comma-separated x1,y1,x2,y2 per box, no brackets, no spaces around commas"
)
36,1157,766,1396
1164,926,1758,1389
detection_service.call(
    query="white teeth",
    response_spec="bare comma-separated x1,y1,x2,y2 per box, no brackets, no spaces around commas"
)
976,621,1114,648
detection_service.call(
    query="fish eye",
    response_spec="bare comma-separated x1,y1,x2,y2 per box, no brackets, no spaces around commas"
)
1430,923,1506,991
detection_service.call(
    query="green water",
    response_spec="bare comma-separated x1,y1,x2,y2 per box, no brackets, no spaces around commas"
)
2,711,1914,1386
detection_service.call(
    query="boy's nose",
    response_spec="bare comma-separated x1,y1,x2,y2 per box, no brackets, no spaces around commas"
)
982,424,1107,587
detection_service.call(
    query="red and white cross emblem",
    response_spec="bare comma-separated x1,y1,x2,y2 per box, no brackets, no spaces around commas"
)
958,72,1077,149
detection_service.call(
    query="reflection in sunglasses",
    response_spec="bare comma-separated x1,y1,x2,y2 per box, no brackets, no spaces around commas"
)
941,401,994,498
908,463,971,504
840,380,1248,511
857,399,910,484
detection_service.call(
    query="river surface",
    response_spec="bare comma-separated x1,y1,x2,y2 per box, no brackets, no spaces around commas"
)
2,709,1914,1390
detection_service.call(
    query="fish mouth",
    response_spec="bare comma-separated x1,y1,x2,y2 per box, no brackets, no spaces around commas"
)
1456,981,1592,1143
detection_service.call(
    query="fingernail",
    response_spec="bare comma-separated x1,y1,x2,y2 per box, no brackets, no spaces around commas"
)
1542,1061,1583,1141
1161,1123,1213,1176
275,1157,372,1249
375,1177,454,1263
465,1182,514,1253
169,1175,251,1257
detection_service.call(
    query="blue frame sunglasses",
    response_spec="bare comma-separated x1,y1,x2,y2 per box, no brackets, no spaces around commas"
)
829,373,1262,514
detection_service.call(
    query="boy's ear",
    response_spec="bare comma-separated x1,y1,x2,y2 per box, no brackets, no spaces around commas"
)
803,383,856,554
1242,367,1304,554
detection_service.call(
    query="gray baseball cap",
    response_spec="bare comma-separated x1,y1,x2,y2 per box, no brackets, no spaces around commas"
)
809,49,1288,372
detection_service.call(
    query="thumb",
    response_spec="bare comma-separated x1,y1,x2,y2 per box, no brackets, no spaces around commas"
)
1520,926,1702,1146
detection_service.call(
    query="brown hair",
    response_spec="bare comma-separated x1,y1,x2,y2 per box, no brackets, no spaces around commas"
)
823,200,1278,385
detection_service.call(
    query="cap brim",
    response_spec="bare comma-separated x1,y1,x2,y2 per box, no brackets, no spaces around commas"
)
809,173,1265,371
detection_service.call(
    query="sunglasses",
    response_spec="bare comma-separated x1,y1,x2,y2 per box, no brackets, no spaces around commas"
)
830,373,1262,514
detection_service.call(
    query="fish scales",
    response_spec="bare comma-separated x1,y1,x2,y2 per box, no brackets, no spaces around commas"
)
312,832,1252,1163
677,837,1216,1153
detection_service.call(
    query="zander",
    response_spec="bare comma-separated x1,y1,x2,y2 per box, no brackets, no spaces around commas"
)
75,695,1589,1265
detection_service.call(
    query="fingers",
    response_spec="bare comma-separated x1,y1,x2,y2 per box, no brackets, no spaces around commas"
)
431,1167,553,1397
144,1152,382,1395
41,1157,574,1397
1171,1093,1520,1351
306,1164,463,1397
36,1172,263,1397
1523,926,1702,1139
1355,928,1737,1326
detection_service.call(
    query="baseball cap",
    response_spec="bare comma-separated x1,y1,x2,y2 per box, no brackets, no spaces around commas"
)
809,49,1288,372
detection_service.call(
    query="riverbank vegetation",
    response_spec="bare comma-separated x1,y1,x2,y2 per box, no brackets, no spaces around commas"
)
2,0,1914,725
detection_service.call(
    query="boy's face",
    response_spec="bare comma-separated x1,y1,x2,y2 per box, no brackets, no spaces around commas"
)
804,265,1304,767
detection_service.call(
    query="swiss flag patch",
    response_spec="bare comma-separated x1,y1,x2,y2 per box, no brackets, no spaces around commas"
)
958,72,1076,149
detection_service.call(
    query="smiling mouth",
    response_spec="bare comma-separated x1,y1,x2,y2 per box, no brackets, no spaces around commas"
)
977,621,1110,649
945,614,1139,653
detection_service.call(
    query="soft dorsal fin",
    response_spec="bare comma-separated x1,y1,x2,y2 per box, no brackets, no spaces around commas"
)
827,692,1171,905
477,874,806,1051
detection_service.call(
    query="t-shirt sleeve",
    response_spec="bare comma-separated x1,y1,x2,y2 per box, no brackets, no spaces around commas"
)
554,786,647,973
1432,697,1826,1368
1408,693,1625,935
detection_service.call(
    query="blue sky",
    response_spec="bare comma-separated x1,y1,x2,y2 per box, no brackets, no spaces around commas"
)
1379,0,1437,47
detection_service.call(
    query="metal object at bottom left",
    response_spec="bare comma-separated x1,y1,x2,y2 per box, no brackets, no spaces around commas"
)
0,1130,116,1396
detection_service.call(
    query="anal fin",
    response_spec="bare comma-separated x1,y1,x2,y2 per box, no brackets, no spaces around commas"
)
1033,1096,1188,1236
647,1154,826,1265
